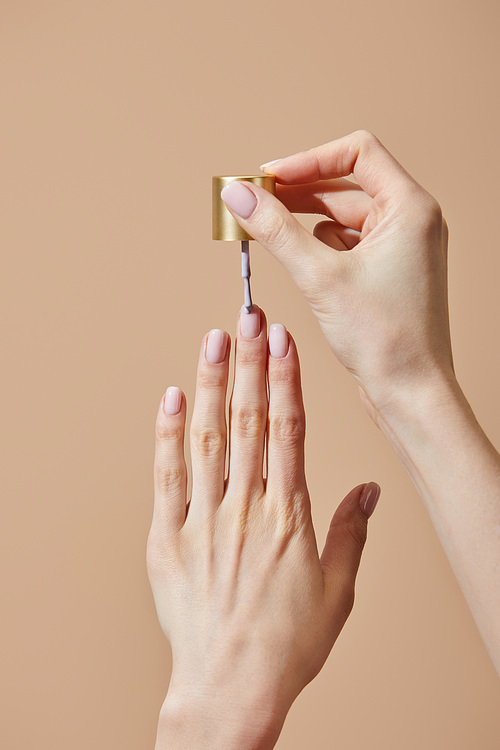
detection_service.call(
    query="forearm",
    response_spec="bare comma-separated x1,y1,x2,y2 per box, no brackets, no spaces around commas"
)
376,372,500,674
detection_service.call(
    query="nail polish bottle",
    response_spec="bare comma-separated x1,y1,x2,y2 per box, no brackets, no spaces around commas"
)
212,175,276,240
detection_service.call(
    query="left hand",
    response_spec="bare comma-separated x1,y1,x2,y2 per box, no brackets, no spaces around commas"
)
221,131,452,416
147,305,380,749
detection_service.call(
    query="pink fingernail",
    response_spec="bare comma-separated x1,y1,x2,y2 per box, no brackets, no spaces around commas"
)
206,329,228,364
240,305,260,339
260,158,283,172
221,181,257,219
164,386,182,415
269,324,288,358
360,482,381,518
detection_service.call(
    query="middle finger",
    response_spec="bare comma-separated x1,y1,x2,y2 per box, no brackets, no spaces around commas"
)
276,178,371,232
227,305,268,499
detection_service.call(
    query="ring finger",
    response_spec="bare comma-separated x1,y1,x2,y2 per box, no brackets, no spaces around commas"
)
189,328,230,516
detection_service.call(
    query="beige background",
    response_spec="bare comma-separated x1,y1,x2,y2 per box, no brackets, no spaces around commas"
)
1,1,500,747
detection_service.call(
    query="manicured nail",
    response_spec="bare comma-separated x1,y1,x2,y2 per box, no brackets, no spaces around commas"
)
206,329,228,364
221,181,257,219
360,482,381,518
164,386,182,415
260,158,283,172
240,305,260,339
269,323,288,358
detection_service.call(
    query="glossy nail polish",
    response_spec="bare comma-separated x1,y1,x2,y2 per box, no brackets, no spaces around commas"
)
240,306,260,339
260,158,283,172
360,482,381,518
269,324,289,358
164,386,182,415
221,181,257,219
206,329,228,364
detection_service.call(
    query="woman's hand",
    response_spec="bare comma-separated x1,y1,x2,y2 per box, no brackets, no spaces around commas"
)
148,307,380,749
221,130,453,416
218,133,500,675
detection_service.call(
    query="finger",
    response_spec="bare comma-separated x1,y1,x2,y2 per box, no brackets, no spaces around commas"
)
266,325,307,502
313,220,361,251
221,180,338,300
227,306,268,499
153,387,188,533
276,179,371,232
189,329,230,515
262,130,415,199
320,482,381,609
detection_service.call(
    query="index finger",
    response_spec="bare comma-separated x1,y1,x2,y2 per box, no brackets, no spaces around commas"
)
262,130,415,198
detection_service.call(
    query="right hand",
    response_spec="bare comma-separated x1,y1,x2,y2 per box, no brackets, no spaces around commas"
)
221,130,453,415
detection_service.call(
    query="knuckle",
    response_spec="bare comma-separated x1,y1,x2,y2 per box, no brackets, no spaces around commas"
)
197,366,227,391
268,356,298,385
407,189,443,232
268,413,304,444
231,405,266,440
236,344,265,368
190,426,226,458
422,196,443,229
259,211,291,248
355,128,379,147
155,462,186,493
155,419,184,442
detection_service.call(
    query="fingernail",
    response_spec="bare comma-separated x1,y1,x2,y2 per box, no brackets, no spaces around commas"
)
240,305,260,339
360,482,381,518
206,329,228,364
164,386,182,415
269,323,288,358
260,158,283,172
221,181,257,219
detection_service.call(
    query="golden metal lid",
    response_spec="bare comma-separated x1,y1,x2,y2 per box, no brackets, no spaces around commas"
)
212,174,276,241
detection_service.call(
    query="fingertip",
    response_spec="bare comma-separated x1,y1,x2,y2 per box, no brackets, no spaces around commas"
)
359,482,381,519
260,154,311,184
267,329,302,386
269,323,289,359
329,483,364,521
156,387,186,441
221,181,257,219
238,304,266,340
320,483,370,589
205,329,230,364
163,386,183,416
259,158,283,173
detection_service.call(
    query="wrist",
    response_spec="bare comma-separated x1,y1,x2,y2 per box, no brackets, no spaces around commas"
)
366,367,489,493
155,683,288,750
363,365,462,431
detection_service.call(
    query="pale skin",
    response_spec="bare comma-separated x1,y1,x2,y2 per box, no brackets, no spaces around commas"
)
148,130,500,748
149,310,380,749
220,130,500,674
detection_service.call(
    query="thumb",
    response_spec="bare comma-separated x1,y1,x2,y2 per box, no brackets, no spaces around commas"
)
220,180,332,298
320,482,381,606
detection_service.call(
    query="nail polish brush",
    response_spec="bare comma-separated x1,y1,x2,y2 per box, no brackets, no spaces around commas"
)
241,240,252,313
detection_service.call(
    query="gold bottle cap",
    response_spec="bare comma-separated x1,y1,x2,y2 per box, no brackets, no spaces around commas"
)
212,174,276,241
